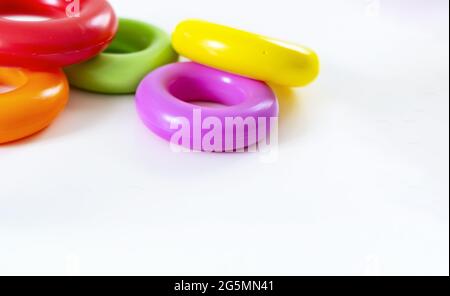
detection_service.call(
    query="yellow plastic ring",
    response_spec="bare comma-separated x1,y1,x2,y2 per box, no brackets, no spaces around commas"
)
172,19,320,87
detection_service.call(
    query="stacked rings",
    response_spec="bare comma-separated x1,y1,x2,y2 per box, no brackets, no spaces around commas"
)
1,1,319,150
0,0,118,143
136,19,319,151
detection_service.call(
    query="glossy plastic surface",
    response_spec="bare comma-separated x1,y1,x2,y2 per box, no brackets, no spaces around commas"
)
136,62,279,152
0,0,118,68
172,19,320,87
0,68,69,144
65,18,178,94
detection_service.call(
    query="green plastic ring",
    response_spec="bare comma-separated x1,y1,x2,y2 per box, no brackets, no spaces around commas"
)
65,18,178,94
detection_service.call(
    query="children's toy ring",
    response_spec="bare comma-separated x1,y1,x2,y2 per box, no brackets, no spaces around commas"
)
65,18,178,94
0,0,118,68
135,62,279,152
0,68,69,144
172,19,320,87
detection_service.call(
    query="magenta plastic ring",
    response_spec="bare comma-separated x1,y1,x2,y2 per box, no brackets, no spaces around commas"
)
135,62,279,152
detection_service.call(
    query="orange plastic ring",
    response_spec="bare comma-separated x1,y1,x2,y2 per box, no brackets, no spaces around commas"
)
0,67,69,144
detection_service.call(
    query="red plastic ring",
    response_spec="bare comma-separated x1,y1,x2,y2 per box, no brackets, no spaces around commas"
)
0,0,118,68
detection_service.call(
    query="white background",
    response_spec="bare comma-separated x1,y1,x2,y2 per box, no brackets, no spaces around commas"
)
0,0,448,276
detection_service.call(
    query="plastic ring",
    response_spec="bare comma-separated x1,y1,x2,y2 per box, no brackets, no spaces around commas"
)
0,0,118,68
136,62,279,152
172,19,320,87
0,68,69,144
65,18,178,94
